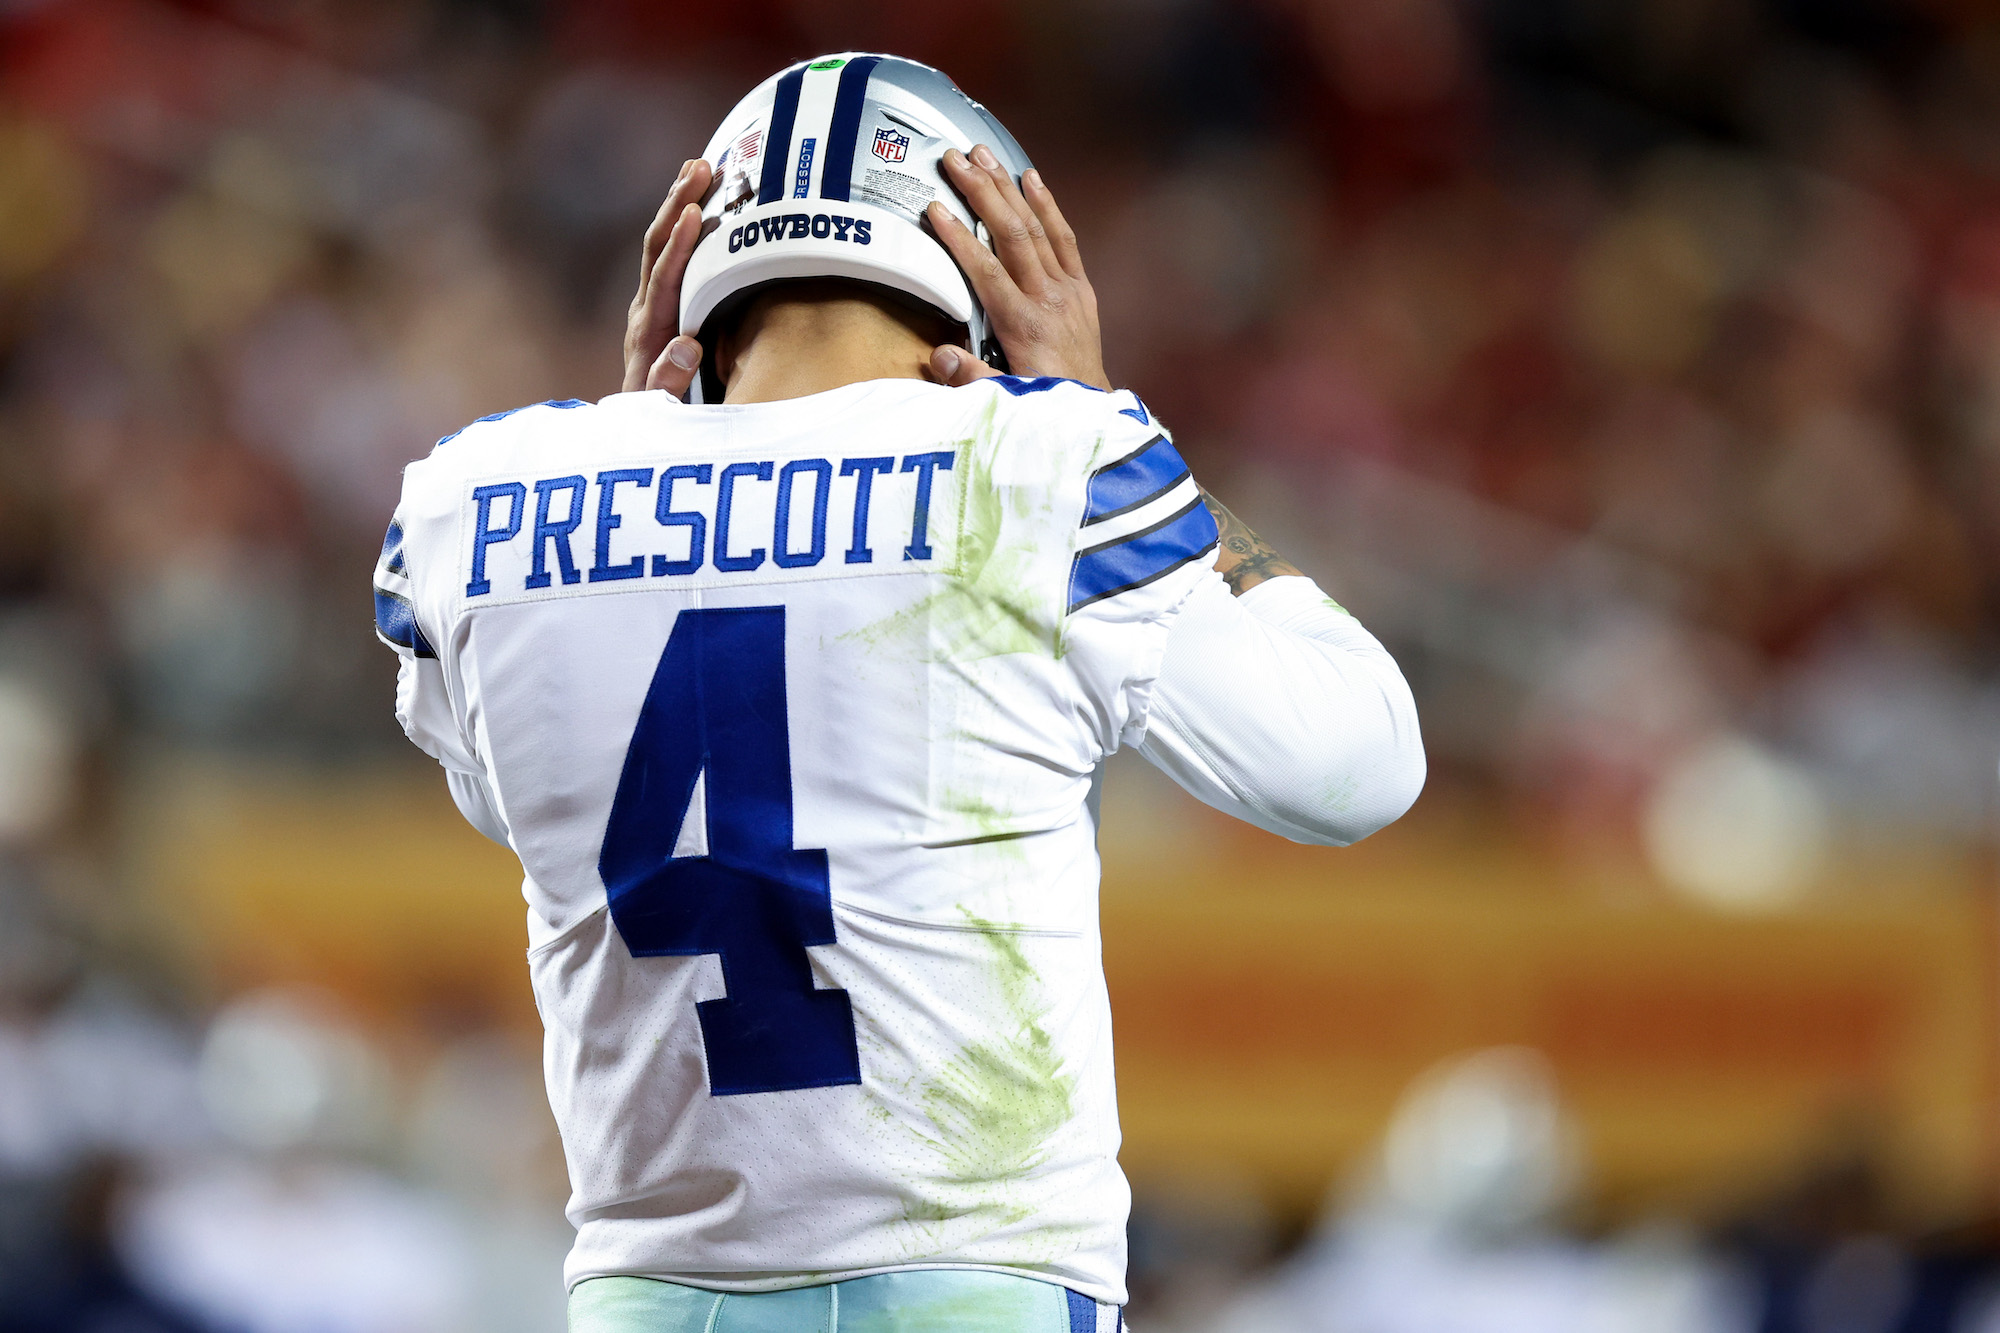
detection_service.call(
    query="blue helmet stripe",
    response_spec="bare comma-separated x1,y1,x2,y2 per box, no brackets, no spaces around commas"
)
758,68,806,205
817,55,883,203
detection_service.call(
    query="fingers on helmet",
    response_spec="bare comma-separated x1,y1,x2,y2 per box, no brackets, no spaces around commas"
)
640,161,714,285
930,344,998,386
966,146,1063,282
641,204,703,335
943,149,1046,293
1023,169,1087,282
927,200,1015,304
647,336,702,396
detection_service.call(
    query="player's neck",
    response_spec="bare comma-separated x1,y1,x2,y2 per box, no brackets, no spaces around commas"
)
719,290,946,405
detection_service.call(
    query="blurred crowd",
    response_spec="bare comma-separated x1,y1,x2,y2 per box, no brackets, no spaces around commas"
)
1129,1048,2000,1333
5,0,2000,1326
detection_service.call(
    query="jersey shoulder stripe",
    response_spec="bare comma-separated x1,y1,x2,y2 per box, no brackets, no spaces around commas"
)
1081,434,1188,526
1067,495,1218,612
434,398,589,450
374,588,435,657
373,517,437,657
988,374,1105,398
380,520,407,574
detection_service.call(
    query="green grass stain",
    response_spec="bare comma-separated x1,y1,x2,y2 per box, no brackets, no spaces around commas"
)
841,396,1063,662
949,789,1010,829
936,786,1033,862
889,910,1076,1248
1321,772,1361,814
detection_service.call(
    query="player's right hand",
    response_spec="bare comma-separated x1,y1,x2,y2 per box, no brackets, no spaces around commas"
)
926,148,1108,391
624,158,714,397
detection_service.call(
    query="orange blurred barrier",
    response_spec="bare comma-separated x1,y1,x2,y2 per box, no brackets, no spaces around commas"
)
1103,813,1995,1223
137,758,533,1030
1108,884,1990,1219
138,759,1997,1223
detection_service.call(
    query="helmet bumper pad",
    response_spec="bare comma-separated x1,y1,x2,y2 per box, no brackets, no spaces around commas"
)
680,52,1032,401
679,198,975,339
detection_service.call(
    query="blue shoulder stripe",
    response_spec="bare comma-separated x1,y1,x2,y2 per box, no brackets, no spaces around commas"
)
989,375,1106,397
435,398,587,449
379,520,406,573
374,589,436,658
818,56,882,203
1082,435,1188,526
759,68,806,205
1067,496,1218,613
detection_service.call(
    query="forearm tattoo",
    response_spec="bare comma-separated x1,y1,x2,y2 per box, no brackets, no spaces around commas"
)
1200,488,1305,596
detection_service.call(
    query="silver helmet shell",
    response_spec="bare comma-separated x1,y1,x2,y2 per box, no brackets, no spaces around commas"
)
679,53,1033,402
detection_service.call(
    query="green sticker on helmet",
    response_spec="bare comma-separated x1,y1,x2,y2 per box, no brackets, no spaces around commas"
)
808,59,846,70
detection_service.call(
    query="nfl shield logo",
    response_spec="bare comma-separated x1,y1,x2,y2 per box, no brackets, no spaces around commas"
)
871,127,909,164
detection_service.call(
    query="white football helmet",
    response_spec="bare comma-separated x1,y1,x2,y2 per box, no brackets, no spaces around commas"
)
679,53,1034,402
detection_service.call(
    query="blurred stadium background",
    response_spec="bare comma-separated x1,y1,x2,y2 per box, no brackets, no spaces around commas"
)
4,0,2000,1328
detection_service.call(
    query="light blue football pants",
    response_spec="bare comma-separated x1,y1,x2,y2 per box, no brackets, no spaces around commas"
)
569,1271,1124,1333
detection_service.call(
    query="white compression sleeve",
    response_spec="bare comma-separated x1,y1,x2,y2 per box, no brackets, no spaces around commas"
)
1133,573,1425,846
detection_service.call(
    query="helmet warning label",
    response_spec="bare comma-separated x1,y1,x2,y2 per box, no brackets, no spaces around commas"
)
860,169,936,216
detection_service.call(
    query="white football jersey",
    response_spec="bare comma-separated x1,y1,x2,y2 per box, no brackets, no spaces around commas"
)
374,376,1222,1303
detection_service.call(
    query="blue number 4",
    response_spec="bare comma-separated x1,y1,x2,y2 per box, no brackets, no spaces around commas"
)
598,606,861,1096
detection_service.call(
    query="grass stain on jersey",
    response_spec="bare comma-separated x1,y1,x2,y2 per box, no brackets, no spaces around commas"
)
841,397,1061,663
1321,772,1363,815
949,788,1010,830
937,785,1033,863
890,911,1075,1250
921,913,1072,1186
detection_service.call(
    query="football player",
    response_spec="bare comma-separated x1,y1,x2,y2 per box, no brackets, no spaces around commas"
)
375,53,1424,1332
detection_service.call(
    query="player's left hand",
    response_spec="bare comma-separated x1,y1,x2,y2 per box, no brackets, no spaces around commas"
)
926,148,1108,391
624,158,714,397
